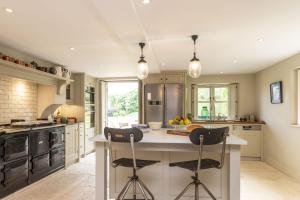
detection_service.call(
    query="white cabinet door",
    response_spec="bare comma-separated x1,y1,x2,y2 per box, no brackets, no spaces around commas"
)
232,125,262,158
65,125,79,167
164,73,185,84
85,127,95,155
143,74,164,84
238,132,261,157
79,123,85,157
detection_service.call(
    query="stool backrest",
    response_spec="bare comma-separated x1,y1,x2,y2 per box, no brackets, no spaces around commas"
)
189,127,229,145
189,127,229,171
104,127,143,143
104,127,143,169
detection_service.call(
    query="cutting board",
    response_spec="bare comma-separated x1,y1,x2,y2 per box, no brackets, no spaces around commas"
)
167,129,191,136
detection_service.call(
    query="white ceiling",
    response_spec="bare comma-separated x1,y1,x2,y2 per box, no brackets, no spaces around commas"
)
0,0,300,77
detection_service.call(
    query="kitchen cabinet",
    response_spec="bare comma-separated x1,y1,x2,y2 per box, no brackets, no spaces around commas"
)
165,72,185,84
143,72,186,84
78,122,85,157
85,127,95,154
143,74,164,84
65,125,79,167
64,73,97,156
232,125,263,159
66,73,84,106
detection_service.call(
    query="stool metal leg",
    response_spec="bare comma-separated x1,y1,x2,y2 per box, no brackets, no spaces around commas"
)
137,181,149,200
200,182,216,200
174,172,217,200
195,183,199,200
133,179,137,200
116,173,155,200
117,178,133,200
119,178,133,200
137,179,155,200
174,182,193,200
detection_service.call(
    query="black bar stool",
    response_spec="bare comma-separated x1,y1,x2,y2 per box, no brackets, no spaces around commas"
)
169,127,229,200
104,127,160,200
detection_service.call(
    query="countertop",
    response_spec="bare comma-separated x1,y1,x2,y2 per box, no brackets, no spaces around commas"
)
91,129,247,145
0,124,66,134
192,120,266,125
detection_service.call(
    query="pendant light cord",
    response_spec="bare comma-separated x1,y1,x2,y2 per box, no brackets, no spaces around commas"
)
191,35,198,59
139,42,145,59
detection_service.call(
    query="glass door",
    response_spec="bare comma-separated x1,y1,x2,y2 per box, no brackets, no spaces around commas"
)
105,81,140,128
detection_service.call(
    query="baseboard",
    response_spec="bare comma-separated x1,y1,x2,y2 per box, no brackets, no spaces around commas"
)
241,156,261,161
264,156,300,182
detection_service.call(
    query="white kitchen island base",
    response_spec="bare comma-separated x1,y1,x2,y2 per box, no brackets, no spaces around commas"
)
92,130,246,200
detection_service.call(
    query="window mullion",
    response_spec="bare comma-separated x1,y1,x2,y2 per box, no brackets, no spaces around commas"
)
210,86,215,120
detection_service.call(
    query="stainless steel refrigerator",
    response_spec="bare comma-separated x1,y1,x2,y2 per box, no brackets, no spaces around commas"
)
144,84,184,127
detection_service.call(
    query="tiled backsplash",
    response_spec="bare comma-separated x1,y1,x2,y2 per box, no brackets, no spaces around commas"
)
0,75,37,123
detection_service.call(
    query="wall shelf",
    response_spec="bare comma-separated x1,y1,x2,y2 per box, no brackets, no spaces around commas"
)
0,59,74,86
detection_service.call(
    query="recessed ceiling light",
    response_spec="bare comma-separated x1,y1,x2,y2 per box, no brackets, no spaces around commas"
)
220,72,224,74
233,59,238,64
257,38,264,43
143,0,150,4
69,47,75,51
4,8,13,13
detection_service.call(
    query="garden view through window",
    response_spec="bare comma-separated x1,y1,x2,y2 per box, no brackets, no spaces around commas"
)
195,86,230,120
106,82,139,128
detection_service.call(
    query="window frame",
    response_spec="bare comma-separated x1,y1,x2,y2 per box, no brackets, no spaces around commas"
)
104,80,141,127
192,84,232,121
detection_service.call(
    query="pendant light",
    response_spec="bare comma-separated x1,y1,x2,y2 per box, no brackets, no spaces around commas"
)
137,42,149,80
188,35,202,78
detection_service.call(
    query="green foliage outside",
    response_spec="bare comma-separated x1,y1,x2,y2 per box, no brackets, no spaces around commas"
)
108,89,138,117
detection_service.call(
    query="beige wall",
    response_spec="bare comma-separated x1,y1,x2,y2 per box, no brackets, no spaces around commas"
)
0,75,37,123
186,74,257,118
256,53,300,181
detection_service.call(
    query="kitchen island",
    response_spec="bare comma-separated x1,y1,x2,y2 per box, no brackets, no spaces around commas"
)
92,129,246,200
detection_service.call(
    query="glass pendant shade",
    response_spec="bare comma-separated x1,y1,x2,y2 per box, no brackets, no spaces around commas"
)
137,42,149,80
188,58,202,78
188,35,202,78
137,59,149,80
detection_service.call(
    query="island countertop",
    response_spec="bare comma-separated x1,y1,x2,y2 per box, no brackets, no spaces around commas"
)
91,129,247,145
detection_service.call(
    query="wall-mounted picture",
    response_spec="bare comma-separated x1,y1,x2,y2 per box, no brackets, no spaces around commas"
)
270,81,283,104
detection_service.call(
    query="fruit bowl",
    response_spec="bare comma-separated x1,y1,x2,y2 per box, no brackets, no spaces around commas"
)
170,124,187,130
168,115,191,130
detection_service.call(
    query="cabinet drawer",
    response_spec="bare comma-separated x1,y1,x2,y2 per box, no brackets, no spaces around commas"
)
50,128,65,149
1,158,28,188
50,148,65,168
0,134,28,162
30,153,49,174
30,130,50,157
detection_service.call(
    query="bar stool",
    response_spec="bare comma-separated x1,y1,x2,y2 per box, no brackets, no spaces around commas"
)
104,127,160,200
169,127,229,200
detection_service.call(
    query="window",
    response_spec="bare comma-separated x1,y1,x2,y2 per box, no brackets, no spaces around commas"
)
192,84,238,120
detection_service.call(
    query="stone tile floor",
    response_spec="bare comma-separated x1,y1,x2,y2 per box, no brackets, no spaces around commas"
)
4,154,300,200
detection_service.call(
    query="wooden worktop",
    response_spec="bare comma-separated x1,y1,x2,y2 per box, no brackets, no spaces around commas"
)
192,120,266,125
